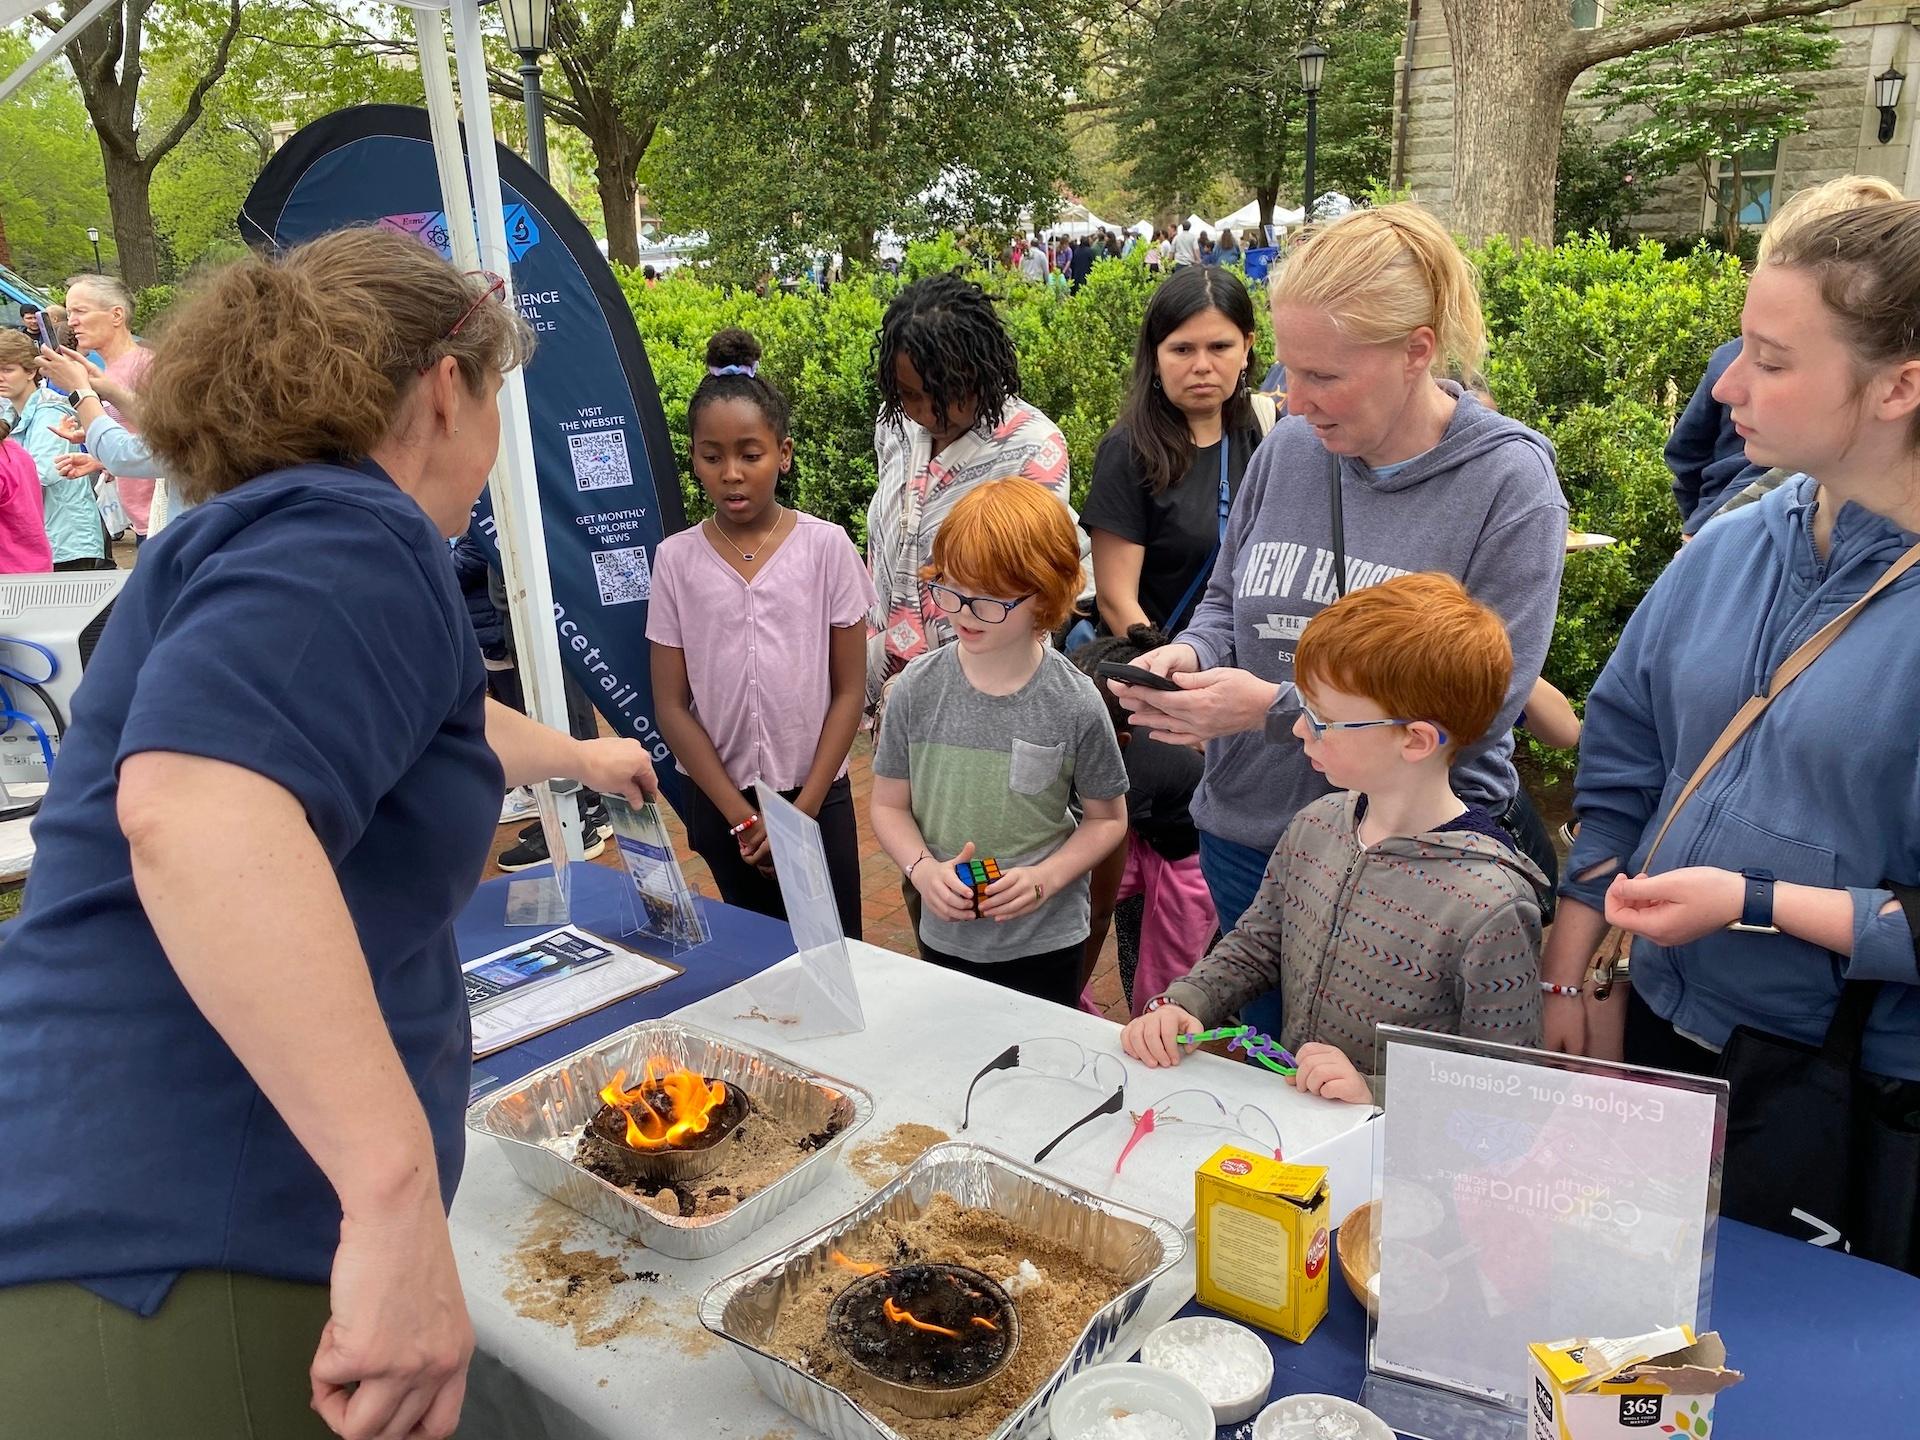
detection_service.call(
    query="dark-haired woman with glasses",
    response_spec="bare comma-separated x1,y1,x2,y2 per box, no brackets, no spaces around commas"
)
0,230,659,1439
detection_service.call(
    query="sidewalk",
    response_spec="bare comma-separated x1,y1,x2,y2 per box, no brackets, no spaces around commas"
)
482,735,1131,1022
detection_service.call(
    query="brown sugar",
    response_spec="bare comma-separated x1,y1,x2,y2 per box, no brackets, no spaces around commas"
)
501,1202,722,1356
764,1194,1129,1440
848,1123,952,1187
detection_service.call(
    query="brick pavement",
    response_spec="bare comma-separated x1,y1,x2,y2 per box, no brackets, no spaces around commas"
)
482,734,1131,1022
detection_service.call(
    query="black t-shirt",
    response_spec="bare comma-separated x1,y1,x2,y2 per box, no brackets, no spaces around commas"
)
1080,422,1257,633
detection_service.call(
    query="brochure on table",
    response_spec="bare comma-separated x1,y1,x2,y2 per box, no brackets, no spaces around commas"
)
601,795,709,952
726,785,865,1040
1362,1028,1726,1440
464,925,682,1058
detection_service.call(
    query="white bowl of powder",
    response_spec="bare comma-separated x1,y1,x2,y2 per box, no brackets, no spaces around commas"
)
1140,1315,1275,1424
1047,1361,1215,1440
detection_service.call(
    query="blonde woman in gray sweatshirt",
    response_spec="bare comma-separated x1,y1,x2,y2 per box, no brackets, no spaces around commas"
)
1123,574,1549,1103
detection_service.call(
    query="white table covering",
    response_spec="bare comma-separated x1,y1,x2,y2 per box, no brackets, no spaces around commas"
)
451,941,1373,1440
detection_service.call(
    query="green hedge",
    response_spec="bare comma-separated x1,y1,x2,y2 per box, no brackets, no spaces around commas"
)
624,231,1745,710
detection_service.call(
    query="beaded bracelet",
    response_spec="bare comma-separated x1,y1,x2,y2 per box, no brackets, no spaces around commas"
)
1539,980,1583,997
728,814,760,837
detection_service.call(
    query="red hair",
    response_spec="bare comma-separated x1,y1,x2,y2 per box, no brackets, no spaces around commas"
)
924,478,1082,631
1294,572,1511,748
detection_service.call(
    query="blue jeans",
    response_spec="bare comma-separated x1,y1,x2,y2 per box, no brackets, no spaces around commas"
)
1197,830,1284,1038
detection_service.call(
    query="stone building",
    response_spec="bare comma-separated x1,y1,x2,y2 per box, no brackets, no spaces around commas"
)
1391,2,1920,235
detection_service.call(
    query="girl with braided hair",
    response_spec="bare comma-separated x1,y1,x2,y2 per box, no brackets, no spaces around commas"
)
866,273,1074,708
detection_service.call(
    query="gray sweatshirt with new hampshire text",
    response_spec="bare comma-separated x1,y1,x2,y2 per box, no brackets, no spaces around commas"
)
1174,387,1567,854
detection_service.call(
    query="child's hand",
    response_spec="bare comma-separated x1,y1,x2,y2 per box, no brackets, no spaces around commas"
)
736,818,772,869
1288,1043,1372,1105
978,864,1051,921
911,841,979,923
1122,1004,1202,1067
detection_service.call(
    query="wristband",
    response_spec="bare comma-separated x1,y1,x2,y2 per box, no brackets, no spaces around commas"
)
728,814,759,837
902,849,933,881
1144,994,1176,1013
1539,980,1582,997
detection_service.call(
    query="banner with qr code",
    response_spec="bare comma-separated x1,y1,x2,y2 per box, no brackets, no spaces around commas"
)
241,106,690,812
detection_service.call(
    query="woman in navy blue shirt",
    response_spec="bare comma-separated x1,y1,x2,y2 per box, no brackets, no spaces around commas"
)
0,229,658,1438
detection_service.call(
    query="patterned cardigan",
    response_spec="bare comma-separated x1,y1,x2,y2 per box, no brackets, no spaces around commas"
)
1162,792,1549,1076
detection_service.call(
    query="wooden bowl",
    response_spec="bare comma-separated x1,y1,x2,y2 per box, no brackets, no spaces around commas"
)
1336,1198,1381,1317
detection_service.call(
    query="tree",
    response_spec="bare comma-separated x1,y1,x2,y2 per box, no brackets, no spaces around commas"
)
1588,17,1837,252
0,30,111,281
1435,0,1849,244
39,0,245,290
1105,0,1400,232
643,0,1083,276
485,0,687,267
1553,118,1639,243
147,0,421,274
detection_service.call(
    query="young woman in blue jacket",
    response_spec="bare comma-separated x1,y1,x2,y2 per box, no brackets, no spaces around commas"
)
1543,202,1920,1088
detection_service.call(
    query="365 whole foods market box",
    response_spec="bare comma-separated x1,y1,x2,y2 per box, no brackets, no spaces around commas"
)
1529,1326,1741,1440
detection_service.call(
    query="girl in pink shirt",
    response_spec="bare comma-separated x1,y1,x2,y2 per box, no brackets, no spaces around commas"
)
0,426,52,573
648,329,876,935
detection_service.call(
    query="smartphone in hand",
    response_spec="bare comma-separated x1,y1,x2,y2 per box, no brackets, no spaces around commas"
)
1095,660,1183,693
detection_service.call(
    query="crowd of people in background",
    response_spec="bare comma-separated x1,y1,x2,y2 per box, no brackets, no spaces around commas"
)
0,274,158,573
1002,221,1259,293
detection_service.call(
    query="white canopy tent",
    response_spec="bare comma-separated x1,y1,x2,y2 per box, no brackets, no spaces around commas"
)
1211,199,1306,236
1,0,589,860
1044,200,1119,239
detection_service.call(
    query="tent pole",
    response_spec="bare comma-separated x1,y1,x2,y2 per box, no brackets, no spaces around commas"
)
443,0,585,861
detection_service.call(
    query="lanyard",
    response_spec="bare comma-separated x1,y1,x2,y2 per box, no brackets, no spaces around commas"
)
1169,436,1233,633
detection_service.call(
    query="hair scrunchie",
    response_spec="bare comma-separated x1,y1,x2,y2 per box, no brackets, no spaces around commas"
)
707,363,758,377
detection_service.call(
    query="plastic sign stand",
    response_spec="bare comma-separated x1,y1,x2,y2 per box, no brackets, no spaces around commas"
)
503,781,577,927
1360,1028,1727,1440
600,795,708,954
727,785,866,1040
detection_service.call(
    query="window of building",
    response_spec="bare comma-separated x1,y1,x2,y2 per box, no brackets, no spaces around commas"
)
1714,141,1780,228
1570,0,1601,28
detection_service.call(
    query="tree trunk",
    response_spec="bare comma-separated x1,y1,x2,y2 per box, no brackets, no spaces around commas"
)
1441,0,1580,243
102,153,160,291
1256,182,1280,237
1438,0,1850,245
596,150,641,268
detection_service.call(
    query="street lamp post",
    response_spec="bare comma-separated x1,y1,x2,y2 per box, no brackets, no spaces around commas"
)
86,225,101,272
1297,40,1329,224
498,0,554,179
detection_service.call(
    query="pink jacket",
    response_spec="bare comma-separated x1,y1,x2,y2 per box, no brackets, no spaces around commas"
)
0,438,52,573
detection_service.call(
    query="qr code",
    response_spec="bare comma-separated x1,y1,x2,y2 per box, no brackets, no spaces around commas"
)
568,430,633,491
592,546,652,605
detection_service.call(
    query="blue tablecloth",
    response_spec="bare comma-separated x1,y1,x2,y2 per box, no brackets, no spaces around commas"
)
1178,1191,1918,1439
457,861,795,1085
459,863,1920,1439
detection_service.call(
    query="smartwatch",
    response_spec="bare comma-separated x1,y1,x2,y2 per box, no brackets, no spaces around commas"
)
1730,867,1780,934
69,389,98,407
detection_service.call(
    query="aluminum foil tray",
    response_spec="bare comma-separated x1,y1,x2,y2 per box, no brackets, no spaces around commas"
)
465,1018,873,1260
698,1140,1187,1440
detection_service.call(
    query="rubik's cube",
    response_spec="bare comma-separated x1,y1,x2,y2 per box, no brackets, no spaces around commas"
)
956,857,1001,915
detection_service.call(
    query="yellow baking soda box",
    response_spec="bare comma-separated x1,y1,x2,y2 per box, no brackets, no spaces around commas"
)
1194,1145,1330,1343
1528,1326,1742,1440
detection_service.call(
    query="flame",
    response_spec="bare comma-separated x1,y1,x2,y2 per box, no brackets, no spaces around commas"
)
884,1296,961,1338
598,1059,728,1150
831,1250,885,1276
